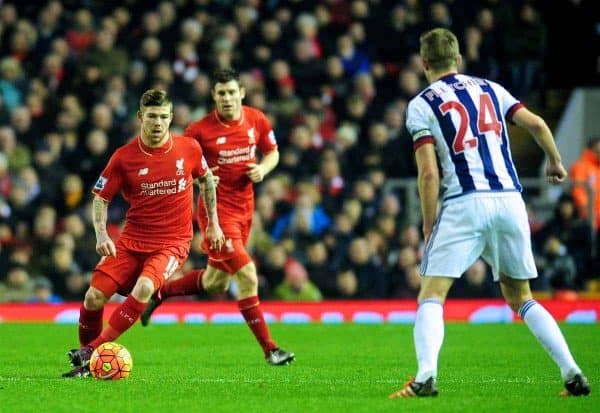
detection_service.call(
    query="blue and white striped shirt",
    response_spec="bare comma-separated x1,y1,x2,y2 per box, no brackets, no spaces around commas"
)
407,73,523,200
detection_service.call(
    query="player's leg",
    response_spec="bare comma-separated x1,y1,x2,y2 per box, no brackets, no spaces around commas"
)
494,195,589,396
233,259,294,365
63,249,140,377
87,275,155,351
78,285,108,346
389,276,452,398
500,275,590,396
140,268,207,326
78,250,140,347
67,281,111,369
63,273,124,378
390,200,484,398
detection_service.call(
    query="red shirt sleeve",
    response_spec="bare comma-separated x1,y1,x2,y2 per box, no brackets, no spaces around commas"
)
189,139,209,178
92,151,123,201
255,110,278,153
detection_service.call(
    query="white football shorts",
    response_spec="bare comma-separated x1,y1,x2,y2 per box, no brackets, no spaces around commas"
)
420,192,537,281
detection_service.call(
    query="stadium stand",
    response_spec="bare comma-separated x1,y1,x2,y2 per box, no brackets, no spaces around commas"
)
0,0,598,303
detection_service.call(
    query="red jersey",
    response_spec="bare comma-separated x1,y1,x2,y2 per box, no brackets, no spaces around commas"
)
92,134,208,250
185,106,278,224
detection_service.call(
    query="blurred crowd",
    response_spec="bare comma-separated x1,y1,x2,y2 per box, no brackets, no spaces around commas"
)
0,0,598,303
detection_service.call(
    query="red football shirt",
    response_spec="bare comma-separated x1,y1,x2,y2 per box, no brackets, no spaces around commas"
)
185,106,278,227
92,134,208,250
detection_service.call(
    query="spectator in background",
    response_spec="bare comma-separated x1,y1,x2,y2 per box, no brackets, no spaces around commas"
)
0,265,34,302
570,136,600,230
337,34,370,79
0,57,26,113
304,239,338,297
506,3,546,100
537,236,577,293
258,243,288,296
271,182,332,243
0,153,11,199
273,259,323,301
0,126,31,173
536,194,593,286
344,237,387,298
27,276,63,303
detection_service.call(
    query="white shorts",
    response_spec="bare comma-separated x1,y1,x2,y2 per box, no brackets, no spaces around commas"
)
420,192,537,281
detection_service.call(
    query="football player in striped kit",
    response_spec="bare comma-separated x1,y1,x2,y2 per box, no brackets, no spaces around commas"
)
389,28,589,398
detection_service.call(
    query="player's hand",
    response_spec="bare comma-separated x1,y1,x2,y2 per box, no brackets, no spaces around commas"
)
246,163,265,183
205,222,225,251
545,161,567,184
210,166,220,187
96,233,116,257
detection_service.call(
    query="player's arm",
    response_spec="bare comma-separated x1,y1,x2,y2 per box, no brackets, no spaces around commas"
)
415,143,439,241
247,148,279,183
197,168,218,222
512,107,567,184
92,195,116,257
197,168,225,250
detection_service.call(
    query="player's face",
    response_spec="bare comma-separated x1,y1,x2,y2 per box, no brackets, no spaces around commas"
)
212,80,245,120
139,104,172,147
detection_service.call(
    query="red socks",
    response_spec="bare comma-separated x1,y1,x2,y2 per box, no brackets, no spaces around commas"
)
78,305,103,347
161,269,205,298
238,296,276,356
89,295,146,349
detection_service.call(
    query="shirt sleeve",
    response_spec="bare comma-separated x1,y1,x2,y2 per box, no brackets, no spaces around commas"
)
489,80,522,121
406,98,435,151
256,111,278,153
92,152,123,202
190,139,209,178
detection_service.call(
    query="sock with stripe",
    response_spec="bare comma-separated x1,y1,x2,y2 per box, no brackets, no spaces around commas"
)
519,299,581,380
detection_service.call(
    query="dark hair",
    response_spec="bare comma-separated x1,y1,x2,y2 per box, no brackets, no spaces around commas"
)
139,89,171,110
211,68,240,89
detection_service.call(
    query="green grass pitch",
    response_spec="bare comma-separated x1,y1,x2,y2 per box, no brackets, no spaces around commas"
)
0,323,597,413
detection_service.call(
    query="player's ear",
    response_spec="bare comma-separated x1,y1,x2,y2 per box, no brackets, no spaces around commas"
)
137,110,142,120
456,54,463,71
239,86,246,100
422,58,430,72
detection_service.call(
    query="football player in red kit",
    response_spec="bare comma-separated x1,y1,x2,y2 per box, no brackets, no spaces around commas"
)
141,69,294,366
63,89,225,377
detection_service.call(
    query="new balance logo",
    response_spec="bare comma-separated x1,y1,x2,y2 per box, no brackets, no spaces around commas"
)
216,137,227,144
138,168,149,176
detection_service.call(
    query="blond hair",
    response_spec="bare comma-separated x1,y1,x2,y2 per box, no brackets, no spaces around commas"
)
419,28,460,72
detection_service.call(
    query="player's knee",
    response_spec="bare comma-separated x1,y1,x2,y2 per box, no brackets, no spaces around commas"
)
203,277,229,294
504,294,530,313
131,276,156,302
84,287,107,310
234,266,258,296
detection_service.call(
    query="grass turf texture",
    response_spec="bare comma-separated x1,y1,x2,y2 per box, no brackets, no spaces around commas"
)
0,323,597,413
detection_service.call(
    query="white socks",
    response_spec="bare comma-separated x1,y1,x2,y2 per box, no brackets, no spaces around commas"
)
414,299,444,383
519,299,581,381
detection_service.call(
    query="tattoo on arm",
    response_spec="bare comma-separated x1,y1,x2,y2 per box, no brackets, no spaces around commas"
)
92,196,109,234
201,170,217,218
